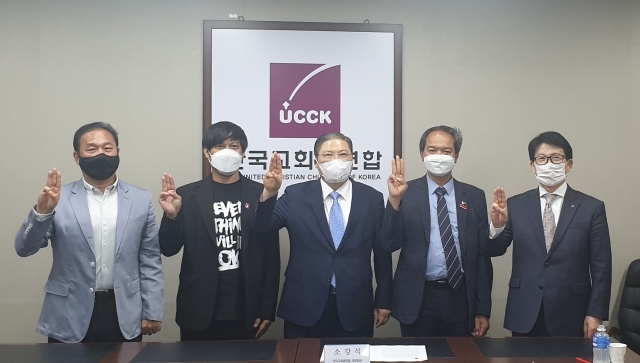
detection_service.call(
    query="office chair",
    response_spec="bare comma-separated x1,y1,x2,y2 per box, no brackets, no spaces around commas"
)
619,259,640,354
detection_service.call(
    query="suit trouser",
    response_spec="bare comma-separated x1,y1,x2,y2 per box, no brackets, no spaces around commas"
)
400,278,469,337
512,303,552,337
284,287,374,339
48,290,142,343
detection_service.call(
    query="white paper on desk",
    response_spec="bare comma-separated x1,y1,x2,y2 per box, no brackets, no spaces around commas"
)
369,345,428,362
320,345,427,362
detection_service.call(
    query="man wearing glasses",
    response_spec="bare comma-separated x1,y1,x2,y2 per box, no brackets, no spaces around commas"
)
489,131,612,338
257,132,393,338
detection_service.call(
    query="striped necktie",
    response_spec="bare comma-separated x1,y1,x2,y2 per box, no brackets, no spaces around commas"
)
435,187,464,289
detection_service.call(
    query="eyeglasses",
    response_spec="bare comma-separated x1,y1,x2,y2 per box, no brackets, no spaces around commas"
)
534,155,566,165
319,152,352,161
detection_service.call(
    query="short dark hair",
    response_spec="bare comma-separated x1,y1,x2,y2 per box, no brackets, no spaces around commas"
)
528,131,573,161
73,122,119,152
418,126,463,154
202,121,248,152
313,133,353,158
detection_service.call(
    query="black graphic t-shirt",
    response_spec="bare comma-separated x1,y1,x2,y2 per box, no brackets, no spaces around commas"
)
211,179,244,321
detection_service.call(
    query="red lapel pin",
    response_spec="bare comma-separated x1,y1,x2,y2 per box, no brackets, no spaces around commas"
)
459,201,468,210
245,203,251,209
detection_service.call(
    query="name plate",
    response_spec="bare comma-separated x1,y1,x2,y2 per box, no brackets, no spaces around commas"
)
323,344,370,363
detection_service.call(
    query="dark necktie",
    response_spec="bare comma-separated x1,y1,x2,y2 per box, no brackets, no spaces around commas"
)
435,187,463,289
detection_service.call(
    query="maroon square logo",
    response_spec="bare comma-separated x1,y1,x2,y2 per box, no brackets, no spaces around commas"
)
270,63,341,138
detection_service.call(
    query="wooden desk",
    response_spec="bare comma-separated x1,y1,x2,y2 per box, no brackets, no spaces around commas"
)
0,339,298,363
0,337,637,363
296,337,640,363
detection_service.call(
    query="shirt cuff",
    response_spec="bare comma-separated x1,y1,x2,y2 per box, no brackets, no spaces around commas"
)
489,222,504,239
33,208,54,222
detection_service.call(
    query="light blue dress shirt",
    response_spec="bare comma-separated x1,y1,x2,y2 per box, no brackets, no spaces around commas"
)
425,175,464,280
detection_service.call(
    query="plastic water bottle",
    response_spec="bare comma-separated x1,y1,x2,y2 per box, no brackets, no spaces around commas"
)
593,324,610,363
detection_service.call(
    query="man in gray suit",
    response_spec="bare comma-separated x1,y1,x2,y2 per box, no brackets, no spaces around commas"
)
15,122,164,343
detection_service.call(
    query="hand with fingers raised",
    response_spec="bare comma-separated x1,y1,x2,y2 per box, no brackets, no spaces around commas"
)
36,168,62,215
262,152,283,201
159,173,182,220
387,156,408,210
490,187,508,228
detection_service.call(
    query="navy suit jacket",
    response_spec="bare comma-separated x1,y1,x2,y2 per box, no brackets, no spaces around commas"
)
487,185,612,336
255,179,393,331
380,176,492,330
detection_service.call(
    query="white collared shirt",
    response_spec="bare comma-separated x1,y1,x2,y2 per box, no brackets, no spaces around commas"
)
490,182,567,238
82,178,118,290
320,178,352,228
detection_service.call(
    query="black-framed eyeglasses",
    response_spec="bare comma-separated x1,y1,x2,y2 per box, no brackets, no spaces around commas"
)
534,155,566,165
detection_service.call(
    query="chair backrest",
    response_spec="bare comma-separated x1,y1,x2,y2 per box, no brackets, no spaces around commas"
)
619,259,640,354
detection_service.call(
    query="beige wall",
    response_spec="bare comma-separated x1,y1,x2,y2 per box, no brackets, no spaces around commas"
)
1,0,639,343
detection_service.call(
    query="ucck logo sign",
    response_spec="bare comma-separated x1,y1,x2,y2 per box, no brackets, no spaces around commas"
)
270,63,341,138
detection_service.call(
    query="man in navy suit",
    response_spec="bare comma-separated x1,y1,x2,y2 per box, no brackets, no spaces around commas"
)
382,126,492,337
489,131,612,338
256,133,393,338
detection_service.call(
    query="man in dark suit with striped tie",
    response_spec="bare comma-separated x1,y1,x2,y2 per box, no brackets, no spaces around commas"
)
382,126,492,337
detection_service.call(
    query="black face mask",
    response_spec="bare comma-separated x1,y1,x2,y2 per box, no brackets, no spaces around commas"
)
78,154,120,181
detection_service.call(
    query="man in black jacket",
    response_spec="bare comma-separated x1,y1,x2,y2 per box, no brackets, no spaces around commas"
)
158,121,280,341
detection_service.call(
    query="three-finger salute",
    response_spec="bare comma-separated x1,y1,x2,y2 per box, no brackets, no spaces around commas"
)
387,156,407,210
36,168,62,215
261,152,283,201
490,187,508,228
159,173,182,220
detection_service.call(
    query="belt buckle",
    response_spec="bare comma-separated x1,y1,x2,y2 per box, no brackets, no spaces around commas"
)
94,290,111,301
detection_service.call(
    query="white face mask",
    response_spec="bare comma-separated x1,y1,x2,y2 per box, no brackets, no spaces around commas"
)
209,148,243,176
424,154,455,176
534,162,567,187
318,159,353,184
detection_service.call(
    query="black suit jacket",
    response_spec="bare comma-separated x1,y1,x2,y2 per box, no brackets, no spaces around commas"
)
381,176,492,330
487,185,612,336
255,179,393,331
159,175,280,332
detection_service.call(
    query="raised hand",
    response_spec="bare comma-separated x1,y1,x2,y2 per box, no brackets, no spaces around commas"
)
36,168,61,214
159,173,182,220
387,156,408,210
490,187,508,228
262,152,283,201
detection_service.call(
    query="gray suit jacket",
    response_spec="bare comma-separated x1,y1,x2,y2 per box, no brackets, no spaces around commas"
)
15,179,164,343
